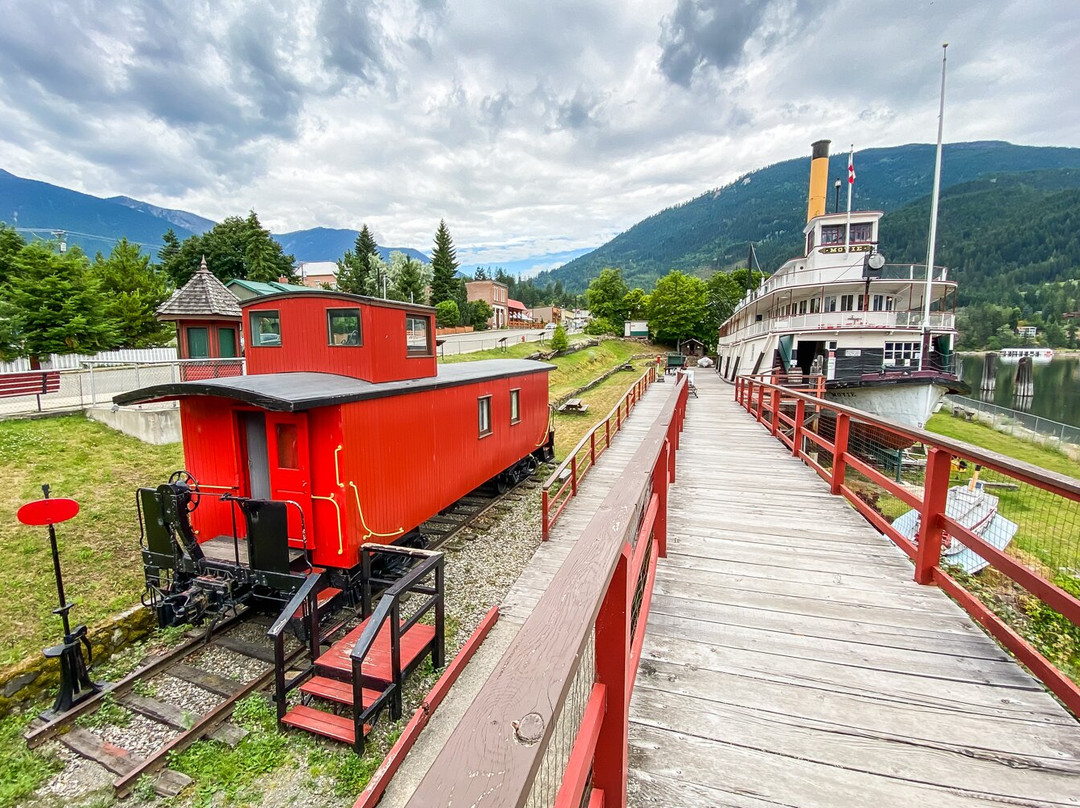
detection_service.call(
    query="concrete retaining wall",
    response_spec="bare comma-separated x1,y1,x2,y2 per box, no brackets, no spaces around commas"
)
86,403,181,445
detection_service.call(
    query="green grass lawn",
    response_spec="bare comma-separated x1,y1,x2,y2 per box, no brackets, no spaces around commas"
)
0,416,182,670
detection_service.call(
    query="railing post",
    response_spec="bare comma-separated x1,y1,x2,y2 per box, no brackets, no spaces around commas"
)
770,387,780,436
590,431,596,465
593,546,630,808
571,456,578,496
605,418,611,448
654,441,669,557
542,488,550,542
830,413,850,495
756,381,765,422
915,448,952,585
792,398,805,457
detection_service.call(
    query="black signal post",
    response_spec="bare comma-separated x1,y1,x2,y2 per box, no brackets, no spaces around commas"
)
17,484,101,717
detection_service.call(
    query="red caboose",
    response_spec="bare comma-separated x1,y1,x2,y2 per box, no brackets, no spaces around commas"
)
118,292,554,572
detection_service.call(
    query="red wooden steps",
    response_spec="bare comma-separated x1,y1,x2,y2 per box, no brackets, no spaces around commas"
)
292,586,341,619
298,675,385,707
315,618,436,681
281,705,370,745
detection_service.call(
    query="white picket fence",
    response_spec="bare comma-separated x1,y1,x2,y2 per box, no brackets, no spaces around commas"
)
0,347,179,373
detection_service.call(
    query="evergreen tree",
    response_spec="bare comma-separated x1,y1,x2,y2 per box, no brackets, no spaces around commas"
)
393,254,427,303
336,251,368,295
94,239,172,347
0,222,26,286
0,243,116,360
163,212,297,286
157,228,181,272
429,220,459,305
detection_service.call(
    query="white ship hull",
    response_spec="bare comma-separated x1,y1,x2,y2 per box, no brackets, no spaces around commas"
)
826,381,951,431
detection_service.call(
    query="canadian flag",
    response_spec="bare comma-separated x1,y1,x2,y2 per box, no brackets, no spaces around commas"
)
848,149,856,184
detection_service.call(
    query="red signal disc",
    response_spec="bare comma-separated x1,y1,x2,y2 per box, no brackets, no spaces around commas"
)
17,498,80,526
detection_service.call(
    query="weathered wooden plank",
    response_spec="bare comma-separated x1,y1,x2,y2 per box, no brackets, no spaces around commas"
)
60,728,193,797
168,663,243,697
630,687,1079,803
213,635,277,664
633,656,1080,759
119,693,246,746
628,722,1049,808
637,632,1071,723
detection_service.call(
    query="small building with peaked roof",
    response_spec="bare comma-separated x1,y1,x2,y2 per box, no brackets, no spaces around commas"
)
157,257,242,361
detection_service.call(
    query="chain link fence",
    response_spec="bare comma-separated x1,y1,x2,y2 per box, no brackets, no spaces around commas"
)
945,394,1080,452
0,359,244,418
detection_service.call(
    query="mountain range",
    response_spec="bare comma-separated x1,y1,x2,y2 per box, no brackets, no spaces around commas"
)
0,169,428,264
539,141,1080,293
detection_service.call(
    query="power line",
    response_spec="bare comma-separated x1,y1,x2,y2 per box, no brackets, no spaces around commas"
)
13,227,165,252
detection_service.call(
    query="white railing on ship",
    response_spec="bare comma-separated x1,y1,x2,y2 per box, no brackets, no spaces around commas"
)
724,310,955,340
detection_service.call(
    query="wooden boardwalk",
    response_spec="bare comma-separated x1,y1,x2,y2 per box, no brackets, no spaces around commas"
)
628,371,1080,807
377,376,675,807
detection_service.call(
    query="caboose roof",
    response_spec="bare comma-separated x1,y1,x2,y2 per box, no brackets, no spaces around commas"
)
114,359,555,412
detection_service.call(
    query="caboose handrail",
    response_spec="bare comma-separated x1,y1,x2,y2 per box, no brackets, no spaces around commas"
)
349,545,445,752
267,571,329,721
732,373,1080,717
541,364,658,540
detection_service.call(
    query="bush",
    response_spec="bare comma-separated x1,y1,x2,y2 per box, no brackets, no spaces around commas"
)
435,300,460,328
584,317,618,336
550,324,569,351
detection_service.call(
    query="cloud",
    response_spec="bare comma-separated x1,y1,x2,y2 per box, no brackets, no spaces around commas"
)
0,0,1076,269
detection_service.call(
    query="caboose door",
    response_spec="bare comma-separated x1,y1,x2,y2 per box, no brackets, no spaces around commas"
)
264,412,313,545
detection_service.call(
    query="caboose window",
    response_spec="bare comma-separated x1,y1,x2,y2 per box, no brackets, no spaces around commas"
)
510,389,520,424
327,308,362,346
276,423,299,468
478,396,492,437
406,315,431,356
251,311,281,347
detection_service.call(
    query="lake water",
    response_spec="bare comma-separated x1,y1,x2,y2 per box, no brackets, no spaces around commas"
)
959,354,1080,428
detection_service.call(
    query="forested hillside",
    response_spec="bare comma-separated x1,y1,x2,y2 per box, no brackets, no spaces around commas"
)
540,142,1080,293
878,169,1080,305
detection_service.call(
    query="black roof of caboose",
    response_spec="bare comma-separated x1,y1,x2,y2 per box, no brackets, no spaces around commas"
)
116,359,554,413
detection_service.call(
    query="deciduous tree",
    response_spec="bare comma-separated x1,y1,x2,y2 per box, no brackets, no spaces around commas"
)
162,212,297,287
648,270,709,345
585,268,629,324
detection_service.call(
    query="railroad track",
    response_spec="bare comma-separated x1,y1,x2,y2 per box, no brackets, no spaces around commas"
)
25,609,309,797
24,471,543,798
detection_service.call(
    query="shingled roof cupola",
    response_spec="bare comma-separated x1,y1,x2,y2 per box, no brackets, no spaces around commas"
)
157,257,243,362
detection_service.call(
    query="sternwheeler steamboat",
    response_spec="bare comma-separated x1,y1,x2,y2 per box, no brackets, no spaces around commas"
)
716,139,968,429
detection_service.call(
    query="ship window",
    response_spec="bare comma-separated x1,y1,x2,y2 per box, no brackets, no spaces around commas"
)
798,299,808,315
850,222,873,243
884,342,921,367
806,230,815,255
478,396,492,437
810,297,821,314
840,295,855,312
250,310,281,347
824,296,837,313
406,314,432,356
886,296,894,311
510,389,521,424
327,308,362,346
872,295,886,312
822,225,846,245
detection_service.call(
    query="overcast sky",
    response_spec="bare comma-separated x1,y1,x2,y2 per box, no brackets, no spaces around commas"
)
1,0,1077,271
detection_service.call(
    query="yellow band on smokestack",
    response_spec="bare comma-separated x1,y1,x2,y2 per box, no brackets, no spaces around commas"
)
807,139,831,222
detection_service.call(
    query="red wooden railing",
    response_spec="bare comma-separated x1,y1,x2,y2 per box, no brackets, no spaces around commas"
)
542,365,658,540
405,375,689,807
734,374,1080,717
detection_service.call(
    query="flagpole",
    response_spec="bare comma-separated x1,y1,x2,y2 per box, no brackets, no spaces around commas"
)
920,43,948,371
844,144,854,252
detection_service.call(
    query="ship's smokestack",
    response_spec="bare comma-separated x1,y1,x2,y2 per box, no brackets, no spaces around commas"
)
807,139,831,222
